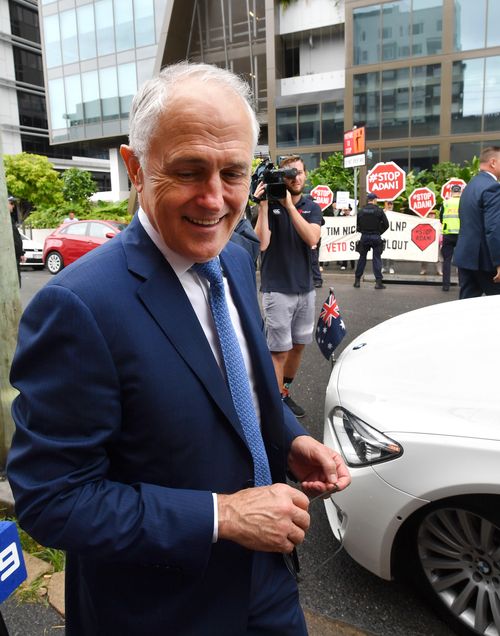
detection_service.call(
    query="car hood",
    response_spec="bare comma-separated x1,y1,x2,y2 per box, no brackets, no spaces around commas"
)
331,295,500,441
22,238,43,250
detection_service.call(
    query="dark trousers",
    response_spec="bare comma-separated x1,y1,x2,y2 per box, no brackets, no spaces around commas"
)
458,268,500,299
355,234,384,281
311,242,322,284
247,552,307,635
441,234,458,287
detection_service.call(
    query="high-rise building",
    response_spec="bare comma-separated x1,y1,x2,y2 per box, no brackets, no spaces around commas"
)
0,0,112,191
33,0,500,195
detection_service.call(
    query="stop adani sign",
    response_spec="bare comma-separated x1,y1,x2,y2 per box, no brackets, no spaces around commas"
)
441,178,466,200
366,161,406,201
409,187,436,217
310,185,334,211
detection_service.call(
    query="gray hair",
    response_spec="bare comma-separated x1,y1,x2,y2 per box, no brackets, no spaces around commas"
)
128,62,260,165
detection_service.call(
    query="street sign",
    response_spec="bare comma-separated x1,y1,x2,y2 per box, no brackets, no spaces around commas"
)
366,161,406,201
408,187,436,217
411,223,437,252
310,185,334,211
441,178,466,200
343,127,366,168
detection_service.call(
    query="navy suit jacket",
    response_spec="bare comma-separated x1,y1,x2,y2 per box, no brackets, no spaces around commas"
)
7,215,306,635
454,170,500,271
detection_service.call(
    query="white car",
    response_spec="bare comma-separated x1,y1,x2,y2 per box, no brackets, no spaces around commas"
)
19,231,44,268
323,295,500,636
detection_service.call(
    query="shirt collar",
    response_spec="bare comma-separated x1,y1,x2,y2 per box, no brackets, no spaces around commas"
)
482,170,498,181
137,208,194,277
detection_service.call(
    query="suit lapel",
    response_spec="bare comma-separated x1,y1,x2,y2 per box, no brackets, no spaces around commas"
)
120,218,246,444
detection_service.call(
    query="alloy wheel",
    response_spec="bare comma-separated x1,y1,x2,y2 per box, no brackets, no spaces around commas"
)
418,507,500,635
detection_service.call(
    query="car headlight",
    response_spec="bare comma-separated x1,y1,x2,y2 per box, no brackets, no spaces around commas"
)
330,407,403,467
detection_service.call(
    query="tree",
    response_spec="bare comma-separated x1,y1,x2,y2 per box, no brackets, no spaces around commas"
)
308,152,355,194
4,153,64,217
62,168,97,208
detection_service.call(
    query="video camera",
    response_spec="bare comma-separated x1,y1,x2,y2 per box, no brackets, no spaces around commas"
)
250,159,298,201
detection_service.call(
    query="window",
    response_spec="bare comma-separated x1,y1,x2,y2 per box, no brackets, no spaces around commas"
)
382,68,410,139
354,72,380,140
118,63,137,116
63,223,88,236
484,56,500,132
299,104,320,146
96,0,115,56
99,67,120,120
487,0,500,48
115,0,134,51
60,10,79,65
89,222,112,238
77,5,97,60
322,102,343,144
454,0,486,51
82,71,101,123
451,58,484,133
43,14,62,68
276,108,297,147
353,5,380,65
134,0,155,47
411,64,441,136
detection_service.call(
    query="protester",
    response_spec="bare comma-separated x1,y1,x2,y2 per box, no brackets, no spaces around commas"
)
338,206,355,271
454,146,500,298
8,196,25,287
381,201,396,274
254,156,323,418
439,185,461,291
353,192,389,289
7,62,350,636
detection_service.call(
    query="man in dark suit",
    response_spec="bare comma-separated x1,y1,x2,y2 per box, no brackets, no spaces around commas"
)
7,63,350,635
454,146,500,299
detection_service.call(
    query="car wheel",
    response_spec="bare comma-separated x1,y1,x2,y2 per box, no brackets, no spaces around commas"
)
46,251,64,274
408,504,500,636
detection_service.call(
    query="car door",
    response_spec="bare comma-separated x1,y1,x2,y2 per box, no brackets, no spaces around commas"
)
87,222,116,251
61,222,90,265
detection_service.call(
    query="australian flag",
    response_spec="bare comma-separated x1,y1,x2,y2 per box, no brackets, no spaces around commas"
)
316,287,346,360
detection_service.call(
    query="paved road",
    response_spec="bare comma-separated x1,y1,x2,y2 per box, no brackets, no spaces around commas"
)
6,265,460,635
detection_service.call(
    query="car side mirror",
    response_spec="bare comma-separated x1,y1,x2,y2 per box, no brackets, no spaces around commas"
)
105,232,116,239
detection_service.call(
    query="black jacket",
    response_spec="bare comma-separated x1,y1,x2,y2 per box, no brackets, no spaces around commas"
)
356,203,389,235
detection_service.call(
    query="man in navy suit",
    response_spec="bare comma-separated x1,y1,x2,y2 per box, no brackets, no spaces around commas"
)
7,63,350,635
454,146,500,299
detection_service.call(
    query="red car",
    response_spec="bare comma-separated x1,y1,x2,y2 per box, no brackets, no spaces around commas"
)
43,220,128,274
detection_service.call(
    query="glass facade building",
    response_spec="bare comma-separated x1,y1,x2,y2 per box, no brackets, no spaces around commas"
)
346,0,500,170
40,0,167,143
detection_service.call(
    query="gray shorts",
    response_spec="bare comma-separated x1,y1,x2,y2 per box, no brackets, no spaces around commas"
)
261,291,316,352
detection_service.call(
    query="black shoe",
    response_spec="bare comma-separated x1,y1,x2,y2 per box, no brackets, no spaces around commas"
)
353,279,360,288
283,395,305,418
442,285,450,292
374,281,386,289
314,280,323,288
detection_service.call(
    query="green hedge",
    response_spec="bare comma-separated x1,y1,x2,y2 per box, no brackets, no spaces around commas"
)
26,199,132,228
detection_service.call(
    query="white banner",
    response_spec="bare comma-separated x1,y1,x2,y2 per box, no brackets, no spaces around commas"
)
319,211,440,262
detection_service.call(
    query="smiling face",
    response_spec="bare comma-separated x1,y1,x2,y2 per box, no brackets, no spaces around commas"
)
121,80,254,263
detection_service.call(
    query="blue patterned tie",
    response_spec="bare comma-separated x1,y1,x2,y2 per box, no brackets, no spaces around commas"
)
193,259,272,487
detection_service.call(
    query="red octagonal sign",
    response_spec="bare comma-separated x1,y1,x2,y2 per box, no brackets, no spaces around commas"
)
310,184,334,211
411,223,436,252
366,161,406,201
409,187,436,217
441,178,466,200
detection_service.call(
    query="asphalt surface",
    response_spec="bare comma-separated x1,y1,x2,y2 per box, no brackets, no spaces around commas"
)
4,263,460,635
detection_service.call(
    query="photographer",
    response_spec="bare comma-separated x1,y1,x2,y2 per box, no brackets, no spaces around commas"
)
254,156,322,418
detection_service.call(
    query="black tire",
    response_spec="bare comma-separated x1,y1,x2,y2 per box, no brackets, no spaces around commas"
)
403,501,500,636
46,251,64,274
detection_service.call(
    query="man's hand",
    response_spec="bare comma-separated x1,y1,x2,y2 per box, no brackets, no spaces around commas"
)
218,483,310,553
279,190,294,212
253,180,267,203
288,435,351,498
494,265,500,283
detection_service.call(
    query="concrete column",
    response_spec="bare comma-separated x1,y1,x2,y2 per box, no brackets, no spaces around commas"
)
109,147,130,201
